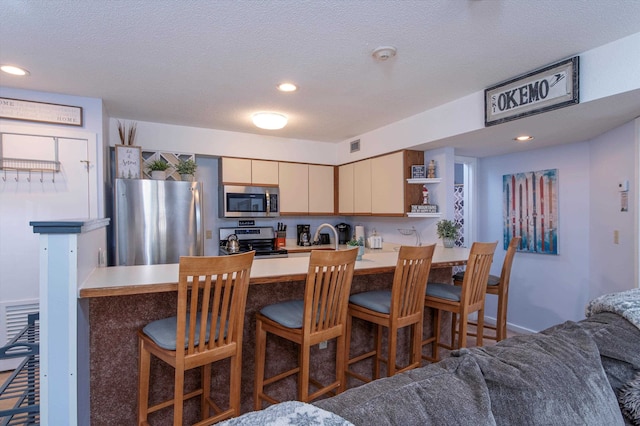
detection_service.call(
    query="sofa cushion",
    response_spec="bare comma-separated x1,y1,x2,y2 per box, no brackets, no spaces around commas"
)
455,320,624,426
315,354,496,425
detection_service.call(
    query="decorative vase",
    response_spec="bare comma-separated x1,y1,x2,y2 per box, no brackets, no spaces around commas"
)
357,245,365,260
442,237,455,248
180,174,194,182
151,170,166,180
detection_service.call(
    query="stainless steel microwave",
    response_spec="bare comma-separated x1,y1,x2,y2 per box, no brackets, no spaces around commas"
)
220,185,279,218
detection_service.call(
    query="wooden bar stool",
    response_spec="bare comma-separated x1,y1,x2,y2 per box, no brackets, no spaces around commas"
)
137,252,255,426
345,244,435,384
254,248,357,409
422,241,497,362
453,236,520,341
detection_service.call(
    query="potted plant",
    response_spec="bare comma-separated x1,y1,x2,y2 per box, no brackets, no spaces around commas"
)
347,236,365,260
436,219,459,248
148,159,169,180
176,159,197,181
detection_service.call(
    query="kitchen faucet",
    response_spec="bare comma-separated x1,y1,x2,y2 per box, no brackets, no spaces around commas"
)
313,223,339,251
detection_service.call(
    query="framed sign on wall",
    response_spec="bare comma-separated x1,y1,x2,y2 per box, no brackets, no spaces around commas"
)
115,145,142,179
485,57,579,126
0,97,83,126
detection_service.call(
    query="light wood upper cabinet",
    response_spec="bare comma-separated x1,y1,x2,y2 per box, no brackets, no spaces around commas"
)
278,162,309,214
308,165,334,214
251,160,279,185
221,157,251,184
221,158,279,185
337,150,424,217
371,151,404,214
338,163,354,215
354,159,372,214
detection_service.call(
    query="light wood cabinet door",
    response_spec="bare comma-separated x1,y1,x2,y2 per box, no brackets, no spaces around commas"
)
309,165,334,214
371,151,404,214
279,162,309,214
338,163,354,215
221,157,252,184
251,160,279,185
353,159,372,214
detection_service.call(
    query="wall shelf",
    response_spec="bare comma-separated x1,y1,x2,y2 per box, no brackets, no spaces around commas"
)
0,158,61,173
406,212,442,218
406,178,441,184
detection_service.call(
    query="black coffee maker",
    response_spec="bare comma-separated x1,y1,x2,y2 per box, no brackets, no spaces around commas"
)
336,223,351,244
297,224,311,246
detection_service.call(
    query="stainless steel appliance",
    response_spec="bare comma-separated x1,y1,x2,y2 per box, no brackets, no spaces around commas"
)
220,185,279,218
219,226,288,258
114,179,204,265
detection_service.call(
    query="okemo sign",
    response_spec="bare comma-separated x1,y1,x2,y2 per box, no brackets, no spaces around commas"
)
485,56,579,126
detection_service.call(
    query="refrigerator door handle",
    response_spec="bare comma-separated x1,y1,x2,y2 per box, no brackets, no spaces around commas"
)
193,184,204,256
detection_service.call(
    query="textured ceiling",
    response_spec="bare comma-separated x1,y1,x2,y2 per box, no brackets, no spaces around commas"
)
1,0,640,156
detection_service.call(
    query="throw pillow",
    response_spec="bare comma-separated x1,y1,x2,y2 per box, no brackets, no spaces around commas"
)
619,371,640,425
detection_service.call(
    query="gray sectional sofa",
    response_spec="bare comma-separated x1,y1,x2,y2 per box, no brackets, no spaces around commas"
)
220,289,640,425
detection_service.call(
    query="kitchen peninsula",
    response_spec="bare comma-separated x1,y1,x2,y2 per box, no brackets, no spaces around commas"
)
82,245,469,425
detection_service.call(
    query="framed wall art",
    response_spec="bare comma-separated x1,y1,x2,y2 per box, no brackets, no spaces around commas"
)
0,97,83,126
411,165,426,179
503,168,558,254
115,145,142,179
485,57,579,126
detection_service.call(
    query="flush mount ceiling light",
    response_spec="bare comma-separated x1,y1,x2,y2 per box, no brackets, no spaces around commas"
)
252,112,288,130
1,65,30,76
277,82,297,92
514,135,534,142
372,46,397,61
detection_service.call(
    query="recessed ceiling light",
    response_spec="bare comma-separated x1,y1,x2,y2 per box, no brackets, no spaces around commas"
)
514,135,533,142
1,65,30,76
252,112,288,130
277,83,297,92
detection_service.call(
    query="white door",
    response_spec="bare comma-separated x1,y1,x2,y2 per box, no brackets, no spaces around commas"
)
0,130,93,369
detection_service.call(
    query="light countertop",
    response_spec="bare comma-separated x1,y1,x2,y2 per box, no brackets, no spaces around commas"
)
79,245,470,298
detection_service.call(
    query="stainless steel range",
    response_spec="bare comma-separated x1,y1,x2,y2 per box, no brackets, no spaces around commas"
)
219,226,288,258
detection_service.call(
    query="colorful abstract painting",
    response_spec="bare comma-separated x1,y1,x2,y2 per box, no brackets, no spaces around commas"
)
503,169,558,254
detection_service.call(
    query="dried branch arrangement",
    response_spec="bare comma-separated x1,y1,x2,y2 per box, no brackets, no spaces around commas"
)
117,120,138,146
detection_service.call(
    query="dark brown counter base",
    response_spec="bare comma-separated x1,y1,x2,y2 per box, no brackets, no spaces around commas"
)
88,268,453,425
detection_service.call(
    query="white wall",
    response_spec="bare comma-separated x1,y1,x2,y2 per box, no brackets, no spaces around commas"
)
588,121,637,299
478,120,637,333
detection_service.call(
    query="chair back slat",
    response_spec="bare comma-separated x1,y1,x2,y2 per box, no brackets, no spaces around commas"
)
392,245,436,319
460,242,497,311
304,249,357,336
500,236,520,289
175,252,255,359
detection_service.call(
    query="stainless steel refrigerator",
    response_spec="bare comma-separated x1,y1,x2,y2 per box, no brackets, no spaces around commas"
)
114,178,204,265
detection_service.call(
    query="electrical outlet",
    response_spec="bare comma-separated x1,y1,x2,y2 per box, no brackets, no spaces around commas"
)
206,230,212,239
319,340,328,349
613,230,619,244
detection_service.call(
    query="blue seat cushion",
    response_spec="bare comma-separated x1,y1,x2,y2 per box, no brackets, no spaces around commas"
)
426,282,462,301
349,290,392,314
143,313,221,350
453,271,500,286
260,300,305,329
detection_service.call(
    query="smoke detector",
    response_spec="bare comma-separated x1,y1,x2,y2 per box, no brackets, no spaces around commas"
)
372,46,397,61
